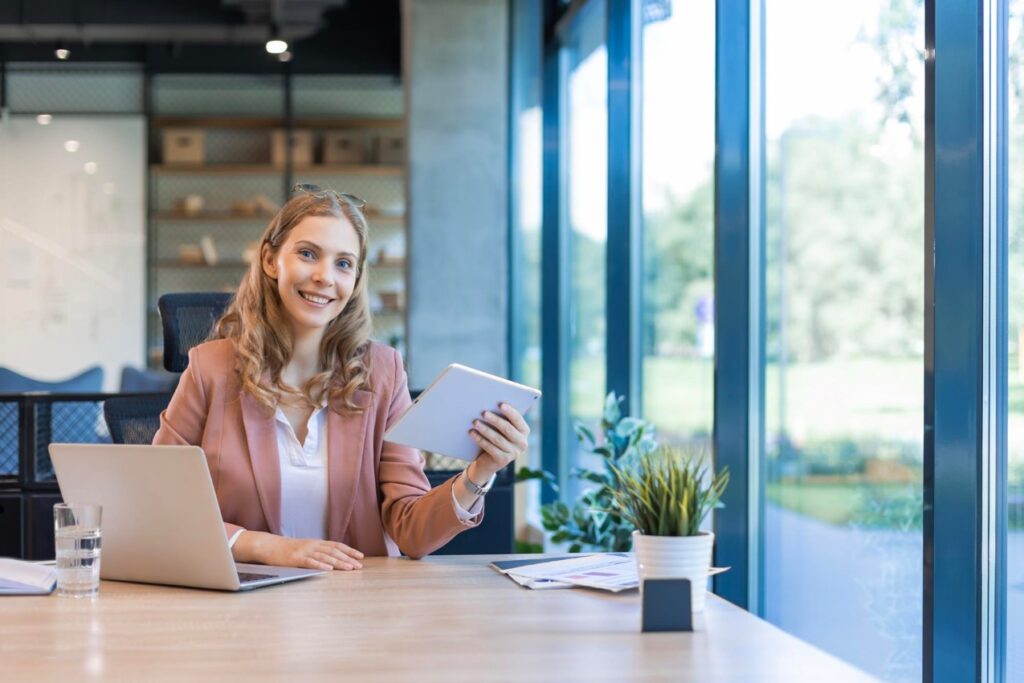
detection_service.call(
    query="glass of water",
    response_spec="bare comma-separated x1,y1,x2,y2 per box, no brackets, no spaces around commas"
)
53,503,102,598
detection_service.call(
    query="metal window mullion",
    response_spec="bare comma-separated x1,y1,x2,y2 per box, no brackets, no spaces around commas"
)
712,0,759,611
508,0,525,384
540,0,570,504
926,0,1004,681
605,0,642,415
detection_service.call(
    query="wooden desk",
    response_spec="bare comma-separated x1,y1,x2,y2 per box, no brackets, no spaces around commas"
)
4,555,876,682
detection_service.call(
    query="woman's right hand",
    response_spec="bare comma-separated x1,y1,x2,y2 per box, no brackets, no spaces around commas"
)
234,531,364,570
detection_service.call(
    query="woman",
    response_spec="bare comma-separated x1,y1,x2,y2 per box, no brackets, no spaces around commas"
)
153,186,530,570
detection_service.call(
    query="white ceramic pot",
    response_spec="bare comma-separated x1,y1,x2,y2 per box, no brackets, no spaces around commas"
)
631,530,715,613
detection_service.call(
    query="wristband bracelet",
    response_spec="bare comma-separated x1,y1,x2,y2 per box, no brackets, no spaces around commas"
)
462,469,497,497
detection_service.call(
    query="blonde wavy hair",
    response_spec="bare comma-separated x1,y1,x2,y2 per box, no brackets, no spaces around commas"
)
213,189,373,413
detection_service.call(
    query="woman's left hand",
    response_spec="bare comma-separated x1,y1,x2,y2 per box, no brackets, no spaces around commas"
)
468,403,531,480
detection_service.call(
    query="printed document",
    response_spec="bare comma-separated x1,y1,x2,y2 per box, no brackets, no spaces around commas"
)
493,553,638,592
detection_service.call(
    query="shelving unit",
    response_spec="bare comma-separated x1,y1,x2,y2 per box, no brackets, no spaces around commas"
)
151,116,404,129
146,75,408,366
151,163,403,176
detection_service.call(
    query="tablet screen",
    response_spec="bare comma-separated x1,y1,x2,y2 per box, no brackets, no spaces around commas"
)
383,364,541,460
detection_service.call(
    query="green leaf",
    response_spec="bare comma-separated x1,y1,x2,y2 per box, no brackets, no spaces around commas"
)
575,470,607,485
515,466,560,492
514,540,544,554
616,417,645,437
603,392,622,424
574,423,596,447
605,445,729,536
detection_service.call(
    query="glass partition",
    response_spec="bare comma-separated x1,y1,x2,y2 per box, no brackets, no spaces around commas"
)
564,0,608,489
639,0,715,448
0,108,145,392
762,2,924,680
511,0,545,544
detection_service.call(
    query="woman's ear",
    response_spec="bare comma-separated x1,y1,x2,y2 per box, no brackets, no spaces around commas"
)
261,243,278,279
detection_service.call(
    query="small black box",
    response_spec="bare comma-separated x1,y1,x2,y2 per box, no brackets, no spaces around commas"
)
641,579,694,632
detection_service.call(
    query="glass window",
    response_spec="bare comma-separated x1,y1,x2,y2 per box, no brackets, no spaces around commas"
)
511,0,544,545
762,2,924,681
1006,1,1024,678
564,0,607,489
639,0,715,448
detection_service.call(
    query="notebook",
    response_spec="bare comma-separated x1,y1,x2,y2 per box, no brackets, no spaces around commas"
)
0,558,56,595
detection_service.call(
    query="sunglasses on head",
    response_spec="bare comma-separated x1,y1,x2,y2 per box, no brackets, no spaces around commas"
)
291,183,367,210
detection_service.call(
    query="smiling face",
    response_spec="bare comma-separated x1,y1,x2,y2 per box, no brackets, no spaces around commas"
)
261,214,362,340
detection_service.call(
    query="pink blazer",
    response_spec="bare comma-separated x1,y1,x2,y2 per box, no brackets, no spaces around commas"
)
153,338,481,559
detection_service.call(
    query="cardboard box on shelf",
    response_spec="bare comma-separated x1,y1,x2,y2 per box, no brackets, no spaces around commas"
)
375,131,404,165
373,247,405,267
230,194,277,216
271,129,314,167
173,194,205,216
231,199,257,216
378,290,405,310
177,245,205,264
323,131,368,164
162,129,206,165
374,254,406,268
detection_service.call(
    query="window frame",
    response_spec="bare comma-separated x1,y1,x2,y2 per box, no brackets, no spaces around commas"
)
524,0,1011,678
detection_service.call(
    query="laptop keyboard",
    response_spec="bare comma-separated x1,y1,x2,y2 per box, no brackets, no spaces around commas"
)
237,571,275,583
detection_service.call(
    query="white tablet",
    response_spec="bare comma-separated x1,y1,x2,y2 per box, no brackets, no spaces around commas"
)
384,363,541,461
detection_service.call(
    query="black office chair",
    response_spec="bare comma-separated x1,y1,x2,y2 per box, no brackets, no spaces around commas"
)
406,392,515,555
103,394,174,445
158,292,233,372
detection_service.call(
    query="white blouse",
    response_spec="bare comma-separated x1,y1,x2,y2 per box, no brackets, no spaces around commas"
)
274,404,330,540
227,403,482,548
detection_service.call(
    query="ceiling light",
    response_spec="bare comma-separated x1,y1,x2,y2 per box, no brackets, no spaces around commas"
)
55,43,70,60
84,162,97,175
36,114,53,125
64,140,80,153
266,23,287,54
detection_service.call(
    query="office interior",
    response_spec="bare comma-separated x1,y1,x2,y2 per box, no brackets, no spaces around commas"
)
0,0,1018,681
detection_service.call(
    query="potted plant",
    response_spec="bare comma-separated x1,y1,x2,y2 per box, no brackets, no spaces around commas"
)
517,392,658,552
608,445,729,612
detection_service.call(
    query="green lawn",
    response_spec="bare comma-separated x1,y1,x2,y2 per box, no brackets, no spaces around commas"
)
534,355,925,444
520,354,1024,490
766,481,922,528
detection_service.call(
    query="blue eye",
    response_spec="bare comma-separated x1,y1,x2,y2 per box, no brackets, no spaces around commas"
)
299,248,316,260
337,258,354,270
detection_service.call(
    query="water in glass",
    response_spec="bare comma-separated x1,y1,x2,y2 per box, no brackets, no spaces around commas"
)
55,525,102,597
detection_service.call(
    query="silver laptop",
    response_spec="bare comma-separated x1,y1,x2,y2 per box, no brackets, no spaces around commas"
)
49,444,326,591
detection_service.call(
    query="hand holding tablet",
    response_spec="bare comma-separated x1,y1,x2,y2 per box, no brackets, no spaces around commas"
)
384,364,541,461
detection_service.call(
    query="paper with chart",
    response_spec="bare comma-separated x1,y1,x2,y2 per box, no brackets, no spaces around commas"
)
503,553,639,593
